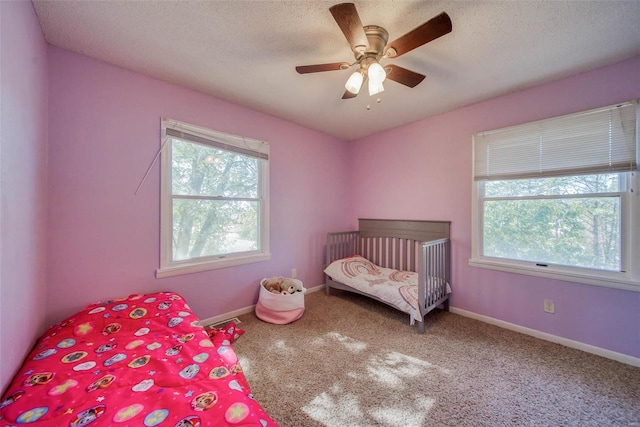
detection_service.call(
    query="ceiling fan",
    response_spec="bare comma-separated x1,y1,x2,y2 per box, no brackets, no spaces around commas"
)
295,3,452,100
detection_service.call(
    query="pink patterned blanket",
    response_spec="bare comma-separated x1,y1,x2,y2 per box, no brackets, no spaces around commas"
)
0,291,277,427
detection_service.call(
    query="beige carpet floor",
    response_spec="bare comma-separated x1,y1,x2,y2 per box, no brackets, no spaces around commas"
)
233,289,640,427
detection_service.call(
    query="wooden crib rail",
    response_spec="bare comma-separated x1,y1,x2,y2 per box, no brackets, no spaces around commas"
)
326,231,359,265
359,236,419,271
419,238,451,321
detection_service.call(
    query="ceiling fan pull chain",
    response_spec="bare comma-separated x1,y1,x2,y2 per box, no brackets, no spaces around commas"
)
367,96,383,111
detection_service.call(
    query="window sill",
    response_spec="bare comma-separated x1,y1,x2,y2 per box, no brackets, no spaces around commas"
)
157,253,271,278
468,258,640,292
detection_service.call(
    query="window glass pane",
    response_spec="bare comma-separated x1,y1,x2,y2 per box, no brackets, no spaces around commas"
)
483,197,620,271
172,199,259,260
485,174,620,198
171,138,258,198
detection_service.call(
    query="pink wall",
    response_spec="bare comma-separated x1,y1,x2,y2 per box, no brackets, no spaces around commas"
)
46,47,351,326
349,56,640,358
0,1,49,392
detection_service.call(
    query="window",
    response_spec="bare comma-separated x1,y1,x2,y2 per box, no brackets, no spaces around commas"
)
157,119,270,278
471,101,639,290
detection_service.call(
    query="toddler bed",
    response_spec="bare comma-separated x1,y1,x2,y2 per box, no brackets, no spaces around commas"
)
0,291,277,427
324,219,451,333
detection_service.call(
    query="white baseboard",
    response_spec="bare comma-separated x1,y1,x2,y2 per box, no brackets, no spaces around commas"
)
305,284,325,294
198,284,325,327
450,307,640,368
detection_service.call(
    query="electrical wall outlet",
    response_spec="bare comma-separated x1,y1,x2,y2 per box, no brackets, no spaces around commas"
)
291,268,297,278
544,300,555,314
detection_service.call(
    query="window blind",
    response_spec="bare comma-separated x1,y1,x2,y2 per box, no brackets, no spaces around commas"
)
473,100,638,181
166,128,268,160
163,116,269,161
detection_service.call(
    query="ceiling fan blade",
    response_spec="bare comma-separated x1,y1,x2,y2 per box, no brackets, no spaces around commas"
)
384,64,426,88
329,3,369,54
385,12,452,58
342,89,358,99
296,62,350,74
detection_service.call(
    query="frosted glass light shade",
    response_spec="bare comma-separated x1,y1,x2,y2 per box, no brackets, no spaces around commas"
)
368,79,384,96
345,71,364,94
368,62,386,84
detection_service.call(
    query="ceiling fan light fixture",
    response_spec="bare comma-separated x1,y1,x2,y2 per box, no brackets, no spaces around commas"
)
345,70,364,94
367,62,386,84
368,79,384,96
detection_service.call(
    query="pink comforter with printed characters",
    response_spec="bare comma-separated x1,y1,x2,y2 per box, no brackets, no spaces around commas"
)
0,291,278,427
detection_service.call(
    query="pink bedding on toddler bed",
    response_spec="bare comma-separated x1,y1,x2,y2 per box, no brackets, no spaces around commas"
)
0,291,277,427
324,255,451,325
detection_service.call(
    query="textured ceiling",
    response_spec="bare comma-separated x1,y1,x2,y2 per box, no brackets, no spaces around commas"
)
32,1,640,141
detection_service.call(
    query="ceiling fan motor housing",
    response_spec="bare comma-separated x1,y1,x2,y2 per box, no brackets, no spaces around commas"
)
360,25,389,60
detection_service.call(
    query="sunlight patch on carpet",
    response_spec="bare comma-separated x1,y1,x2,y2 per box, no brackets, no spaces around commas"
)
303,389,364,425
309,336,327,346
367,352,427,386
302,384,435,426
365,351,449,387
271,339,295,356
326,331,368,353
237,355,251,375
369,399,435,426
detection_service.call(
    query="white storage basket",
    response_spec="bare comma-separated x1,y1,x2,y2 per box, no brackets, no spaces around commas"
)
255,278,306,324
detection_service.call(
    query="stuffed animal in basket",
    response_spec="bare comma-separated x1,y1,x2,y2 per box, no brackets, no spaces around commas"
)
262,277,283,294
261,277,304,295
280,278,303,295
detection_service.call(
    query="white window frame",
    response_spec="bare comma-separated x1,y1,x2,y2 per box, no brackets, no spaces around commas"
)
157,118,270,278
470,101,640,292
